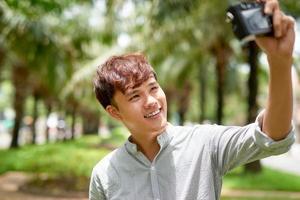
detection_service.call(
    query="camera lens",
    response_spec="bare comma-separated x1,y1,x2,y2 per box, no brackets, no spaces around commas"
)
226,12,234,23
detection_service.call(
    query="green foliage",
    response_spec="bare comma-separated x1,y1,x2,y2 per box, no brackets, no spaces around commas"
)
0,135,109,177
0,0,300,149
281,0,300,18
224,167,300,191
153,0,200,24
100,126,129,147
3,0,90,16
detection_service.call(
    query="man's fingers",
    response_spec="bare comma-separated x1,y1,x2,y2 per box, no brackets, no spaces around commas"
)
283,16,295,39
264,0,279,14
286,16,295,30
257,0,283,38
273,10,283,37
280,15,295,37
278,15,295,56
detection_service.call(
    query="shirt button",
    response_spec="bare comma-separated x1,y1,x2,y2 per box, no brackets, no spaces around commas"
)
151,166,155,170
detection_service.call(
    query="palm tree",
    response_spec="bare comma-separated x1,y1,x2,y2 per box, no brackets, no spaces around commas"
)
1,0,94,147
61,47,122,135
10,62,29,147
209,39,232,124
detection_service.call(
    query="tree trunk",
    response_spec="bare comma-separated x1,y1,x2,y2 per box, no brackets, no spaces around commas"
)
245,160,261,173
247,41,259,123
31,93,39,144
210,40,231,124
0,47,5,80
82,111,100,135
45,103,52,142
215,60,225,124
60,110,67,141
199,65,207,123
10,63,28,148
164,87,176,122
70,105,76,140
10,99,24,148
178,82,192,125
244,41,262,173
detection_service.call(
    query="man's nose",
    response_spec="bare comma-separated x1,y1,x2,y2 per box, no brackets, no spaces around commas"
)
144,95,157,108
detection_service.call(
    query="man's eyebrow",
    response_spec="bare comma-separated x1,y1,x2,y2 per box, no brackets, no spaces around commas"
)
148,81,158,87
124,88,139,97
124,81,158,96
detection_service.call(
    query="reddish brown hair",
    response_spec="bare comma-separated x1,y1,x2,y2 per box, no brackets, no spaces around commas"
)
93,53,157,108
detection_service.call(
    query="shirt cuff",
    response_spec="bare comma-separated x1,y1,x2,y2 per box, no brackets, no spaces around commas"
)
253,110,295,152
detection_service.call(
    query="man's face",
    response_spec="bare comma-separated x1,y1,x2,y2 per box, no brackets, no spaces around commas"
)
108,76,167,138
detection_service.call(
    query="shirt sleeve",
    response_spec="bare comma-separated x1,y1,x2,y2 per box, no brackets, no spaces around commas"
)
89,166,106,200
210,111,295,176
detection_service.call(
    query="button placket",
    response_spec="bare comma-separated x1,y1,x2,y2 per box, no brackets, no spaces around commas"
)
150,163,160,200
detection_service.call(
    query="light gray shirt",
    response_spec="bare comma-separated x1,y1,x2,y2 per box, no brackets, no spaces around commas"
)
89,115,294,200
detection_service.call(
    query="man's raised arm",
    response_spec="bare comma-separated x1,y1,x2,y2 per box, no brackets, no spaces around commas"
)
255,0,295,140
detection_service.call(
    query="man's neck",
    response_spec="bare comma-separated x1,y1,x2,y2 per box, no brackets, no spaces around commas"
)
130,133,161,162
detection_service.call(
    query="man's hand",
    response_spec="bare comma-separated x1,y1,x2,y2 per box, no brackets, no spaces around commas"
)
255,0,295,60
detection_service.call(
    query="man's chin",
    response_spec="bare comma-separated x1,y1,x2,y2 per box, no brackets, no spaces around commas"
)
151,120,168,134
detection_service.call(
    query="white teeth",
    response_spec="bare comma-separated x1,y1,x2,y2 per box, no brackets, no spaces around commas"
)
145,109,160,118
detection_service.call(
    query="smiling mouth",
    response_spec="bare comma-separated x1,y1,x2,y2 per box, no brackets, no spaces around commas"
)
144,108,162,118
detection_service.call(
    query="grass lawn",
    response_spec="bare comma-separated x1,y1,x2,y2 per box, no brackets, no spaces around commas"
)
222,198,291,200
0,127,128,178
0,135,109,178
223,166,300,192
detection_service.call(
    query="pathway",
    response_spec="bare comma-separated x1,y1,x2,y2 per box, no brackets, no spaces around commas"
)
221,188,300,199
0,172,87,200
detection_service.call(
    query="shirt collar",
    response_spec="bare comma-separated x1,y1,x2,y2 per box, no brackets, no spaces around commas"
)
124,123,174,155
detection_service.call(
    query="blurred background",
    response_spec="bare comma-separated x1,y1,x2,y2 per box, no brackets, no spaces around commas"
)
0,0,300,199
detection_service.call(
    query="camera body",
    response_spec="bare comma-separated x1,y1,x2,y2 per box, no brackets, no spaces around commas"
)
227,2,273,42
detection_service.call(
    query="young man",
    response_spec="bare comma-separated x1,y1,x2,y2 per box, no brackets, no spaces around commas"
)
90,0,295,199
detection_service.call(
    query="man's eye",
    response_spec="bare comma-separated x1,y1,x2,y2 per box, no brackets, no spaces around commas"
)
151,86,158,91
129,95,139,101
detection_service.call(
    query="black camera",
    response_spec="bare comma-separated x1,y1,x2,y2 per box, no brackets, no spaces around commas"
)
226,2,273,42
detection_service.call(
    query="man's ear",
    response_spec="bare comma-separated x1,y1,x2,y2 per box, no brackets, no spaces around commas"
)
106,105,122,121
